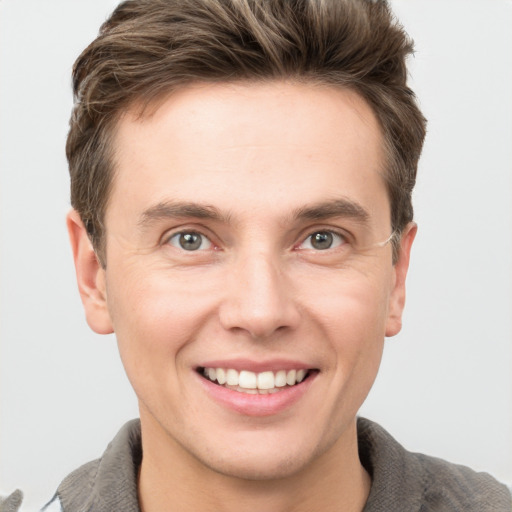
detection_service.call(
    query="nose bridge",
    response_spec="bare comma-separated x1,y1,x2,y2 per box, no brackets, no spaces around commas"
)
219,247,299,338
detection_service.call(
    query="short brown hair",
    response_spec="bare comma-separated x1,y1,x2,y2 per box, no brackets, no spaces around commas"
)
67,0,426,263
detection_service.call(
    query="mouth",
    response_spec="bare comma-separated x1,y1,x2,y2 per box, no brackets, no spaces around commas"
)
197,367,317,395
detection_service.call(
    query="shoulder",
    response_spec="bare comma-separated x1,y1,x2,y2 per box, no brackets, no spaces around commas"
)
52,419,141,512
358,417,512,511
0,420,141,512
411,451,511,510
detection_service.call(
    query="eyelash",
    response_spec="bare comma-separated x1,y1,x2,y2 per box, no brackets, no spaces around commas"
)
296,229,348,251
163,227,350,253
165,230,216,252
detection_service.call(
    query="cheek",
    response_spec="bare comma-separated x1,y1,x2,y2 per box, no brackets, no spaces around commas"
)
290,275,388,446
302,266,392,339
321,291,387,379
105,268,217,384
303,272,390,386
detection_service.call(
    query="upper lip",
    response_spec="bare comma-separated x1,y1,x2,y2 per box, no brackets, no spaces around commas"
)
196,358,316,373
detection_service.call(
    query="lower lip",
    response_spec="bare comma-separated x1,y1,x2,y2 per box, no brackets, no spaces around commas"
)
197,372,316,417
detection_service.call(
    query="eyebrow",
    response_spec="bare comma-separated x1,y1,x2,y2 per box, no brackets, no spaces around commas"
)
139,201,229,227
292,198,370,224
138,197,370,228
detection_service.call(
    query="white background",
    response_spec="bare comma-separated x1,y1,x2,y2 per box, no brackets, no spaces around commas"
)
1,0,511,509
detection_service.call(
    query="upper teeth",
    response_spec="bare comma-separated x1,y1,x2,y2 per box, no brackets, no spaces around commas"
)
203,368,307,390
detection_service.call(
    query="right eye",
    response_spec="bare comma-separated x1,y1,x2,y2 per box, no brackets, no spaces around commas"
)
166,231,214,251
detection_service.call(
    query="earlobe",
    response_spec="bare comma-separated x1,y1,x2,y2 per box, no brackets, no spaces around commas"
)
67,209,114,335
385,222,417,337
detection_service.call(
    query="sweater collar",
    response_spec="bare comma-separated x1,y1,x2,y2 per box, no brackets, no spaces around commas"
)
57,417,511,512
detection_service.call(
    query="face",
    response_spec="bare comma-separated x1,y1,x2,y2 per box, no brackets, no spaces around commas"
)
69,82,414,480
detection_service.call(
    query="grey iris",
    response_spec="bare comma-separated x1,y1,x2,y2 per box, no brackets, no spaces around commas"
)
311,231,333,250
179,232,202,250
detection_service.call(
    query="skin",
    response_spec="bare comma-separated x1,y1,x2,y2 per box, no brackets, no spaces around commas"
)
68,81,416,512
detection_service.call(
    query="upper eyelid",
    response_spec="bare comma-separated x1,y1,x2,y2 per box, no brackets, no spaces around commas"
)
293,230,348,251
167,232,214,252
296,225,352,244
160,225,217,247
159,224,354,250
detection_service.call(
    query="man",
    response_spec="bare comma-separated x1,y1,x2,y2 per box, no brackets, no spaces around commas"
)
2,0,510,510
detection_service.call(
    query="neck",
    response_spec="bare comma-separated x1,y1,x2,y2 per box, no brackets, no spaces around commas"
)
138,417,371,512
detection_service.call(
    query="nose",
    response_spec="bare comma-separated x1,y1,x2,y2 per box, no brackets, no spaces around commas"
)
218,251,301,339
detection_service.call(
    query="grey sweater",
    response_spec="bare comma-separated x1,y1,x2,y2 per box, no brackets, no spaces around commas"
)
3,418,511,511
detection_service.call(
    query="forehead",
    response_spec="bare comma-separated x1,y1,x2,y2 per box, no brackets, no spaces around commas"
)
109,81,388,229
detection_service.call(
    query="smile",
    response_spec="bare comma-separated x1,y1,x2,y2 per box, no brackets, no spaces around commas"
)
199,367,311,394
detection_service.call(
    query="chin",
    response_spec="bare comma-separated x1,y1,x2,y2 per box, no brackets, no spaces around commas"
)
200,449,313,481
182,427,332,482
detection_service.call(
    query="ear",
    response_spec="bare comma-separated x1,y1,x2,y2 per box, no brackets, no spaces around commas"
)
385,222,417,337
67,209,113,335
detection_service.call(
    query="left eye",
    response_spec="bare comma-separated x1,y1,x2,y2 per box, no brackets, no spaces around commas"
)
299,231,346,251
167,231,213,251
